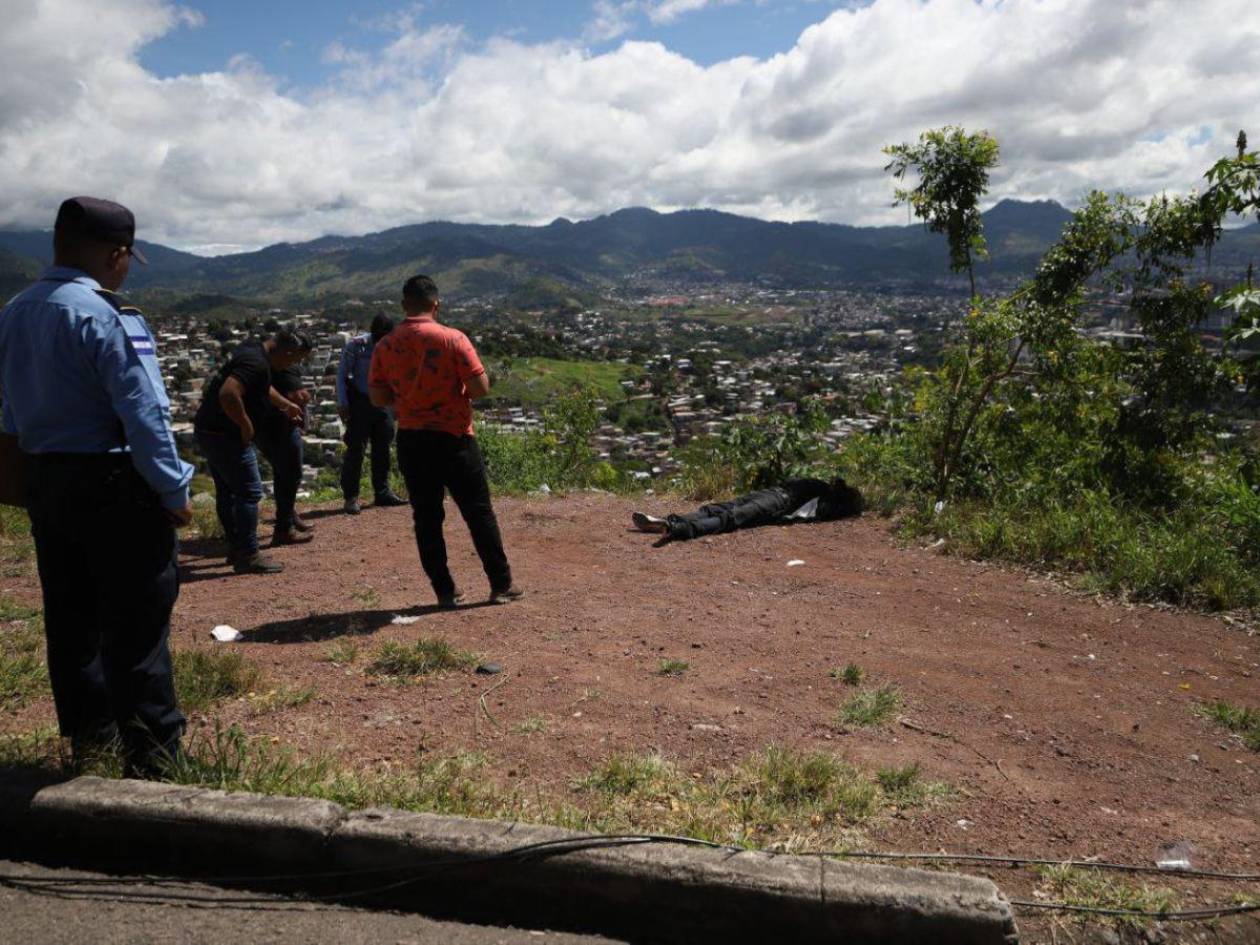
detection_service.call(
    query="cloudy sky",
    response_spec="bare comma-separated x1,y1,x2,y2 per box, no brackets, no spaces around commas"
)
1,0,1256,254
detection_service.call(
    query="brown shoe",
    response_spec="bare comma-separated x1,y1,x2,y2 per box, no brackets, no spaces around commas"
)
233,552,285,574
488,585,525,605
272,529,313,546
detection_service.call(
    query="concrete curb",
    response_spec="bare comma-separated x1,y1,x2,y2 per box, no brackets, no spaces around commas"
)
1,775,1019,944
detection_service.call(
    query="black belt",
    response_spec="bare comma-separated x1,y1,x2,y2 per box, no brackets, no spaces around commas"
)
28,451,130,467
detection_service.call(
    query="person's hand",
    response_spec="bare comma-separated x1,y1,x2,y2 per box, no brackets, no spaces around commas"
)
337,406,349,423
282,401,303,424
293,389,312,406
166,503,193,527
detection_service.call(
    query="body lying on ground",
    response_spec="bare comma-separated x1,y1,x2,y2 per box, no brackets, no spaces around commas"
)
632,476,863,542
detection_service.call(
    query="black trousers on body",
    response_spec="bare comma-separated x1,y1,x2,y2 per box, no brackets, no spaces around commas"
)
395,430,512,598
26,454,184,768
341,390,394,500
666,486,795,541
256,421,303,531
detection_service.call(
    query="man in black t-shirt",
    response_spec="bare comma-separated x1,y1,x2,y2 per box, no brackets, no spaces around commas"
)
194,331,309,573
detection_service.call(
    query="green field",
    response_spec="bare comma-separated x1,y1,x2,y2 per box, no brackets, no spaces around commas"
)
486,357,643,407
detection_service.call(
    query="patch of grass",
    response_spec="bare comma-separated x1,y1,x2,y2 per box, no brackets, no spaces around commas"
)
248,685,316,715
573,746,945,849
512,715,549,735
173,649,265,714
0,725,949,853
367,637,478,678
350,587,381,608
839,685,901,728
0,598,46,709
1198,699,1260,751
658,658,689,677
830,663,864,686
1036,865,1178,928
321,638,360,666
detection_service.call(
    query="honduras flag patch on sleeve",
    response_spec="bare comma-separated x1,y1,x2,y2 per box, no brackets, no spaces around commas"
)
128,334,156,356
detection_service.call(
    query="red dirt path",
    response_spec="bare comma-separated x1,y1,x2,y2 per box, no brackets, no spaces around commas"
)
4,492,1259,940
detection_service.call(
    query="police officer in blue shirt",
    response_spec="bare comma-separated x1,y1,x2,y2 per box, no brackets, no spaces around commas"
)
0,196,192,775
337,313,405,514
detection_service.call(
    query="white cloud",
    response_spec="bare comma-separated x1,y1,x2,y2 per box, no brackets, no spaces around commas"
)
0,0,1257,252
645,0,738,25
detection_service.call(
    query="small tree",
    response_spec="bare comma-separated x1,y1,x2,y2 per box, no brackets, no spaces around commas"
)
884,126,1000,299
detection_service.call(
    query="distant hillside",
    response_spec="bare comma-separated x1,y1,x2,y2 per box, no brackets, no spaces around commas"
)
2,200,1256,305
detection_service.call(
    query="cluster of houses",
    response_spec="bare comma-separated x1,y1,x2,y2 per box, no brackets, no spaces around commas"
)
146,283,967,484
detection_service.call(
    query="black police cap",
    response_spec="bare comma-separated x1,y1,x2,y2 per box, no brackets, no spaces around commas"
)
54,196,148,264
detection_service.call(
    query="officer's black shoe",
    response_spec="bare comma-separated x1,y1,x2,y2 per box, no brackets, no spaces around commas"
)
374,491,407,507
344,498,362,515
437,588,467,609
233,552,284,574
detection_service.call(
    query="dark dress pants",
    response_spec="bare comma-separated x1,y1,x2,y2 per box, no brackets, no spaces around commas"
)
395,430,512,597
256,422,303,531
666,486,794,541
26,454,185,769
341,391,394,500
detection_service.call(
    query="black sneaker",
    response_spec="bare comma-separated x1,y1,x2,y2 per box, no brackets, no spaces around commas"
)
374,492,407,508
632,511,668,534
344,498,361,515
488,585,525,605
437,588,467,609
233,552,284,574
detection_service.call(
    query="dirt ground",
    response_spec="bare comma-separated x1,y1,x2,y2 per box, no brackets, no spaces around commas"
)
4,491,1259,942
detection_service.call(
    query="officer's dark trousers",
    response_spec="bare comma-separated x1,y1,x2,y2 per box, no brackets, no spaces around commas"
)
395,430,512,598
341,391,394,500
26,454,185,768
666,486,794,541
257,423,303,532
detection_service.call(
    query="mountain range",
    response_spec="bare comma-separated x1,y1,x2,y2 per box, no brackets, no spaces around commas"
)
2,200,1257,307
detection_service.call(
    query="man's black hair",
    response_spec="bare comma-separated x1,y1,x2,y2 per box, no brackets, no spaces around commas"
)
273,328,312,354
822,476,864,518
402,274,440,309
370,313,396,338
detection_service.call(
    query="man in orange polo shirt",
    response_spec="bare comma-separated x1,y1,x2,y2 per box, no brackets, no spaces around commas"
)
369,275,522,607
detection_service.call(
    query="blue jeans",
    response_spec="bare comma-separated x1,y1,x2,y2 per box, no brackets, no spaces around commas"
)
196,430,262,556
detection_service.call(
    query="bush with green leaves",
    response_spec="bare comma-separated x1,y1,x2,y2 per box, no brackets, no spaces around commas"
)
479,386,631,494
843,127,1260,610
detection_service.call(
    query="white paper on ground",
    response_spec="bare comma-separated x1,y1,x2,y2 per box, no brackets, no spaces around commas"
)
210,625,242,642
391,615,421,625
787,559,806,567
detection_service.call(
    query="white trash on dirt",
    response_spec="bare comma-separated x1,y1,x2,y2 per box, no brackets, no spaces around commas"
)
391,615,421,626
787,559,806,567
210,625,242,642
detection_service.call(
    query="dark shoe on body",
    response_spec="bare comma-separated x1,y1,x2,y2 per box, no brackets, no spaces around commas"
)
344,498,361,515
488,585,525,605
374,491,407,507
631,511,668,534
291,514,314,533
272,529,313,546
233,552,284,574
437,588,467,610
